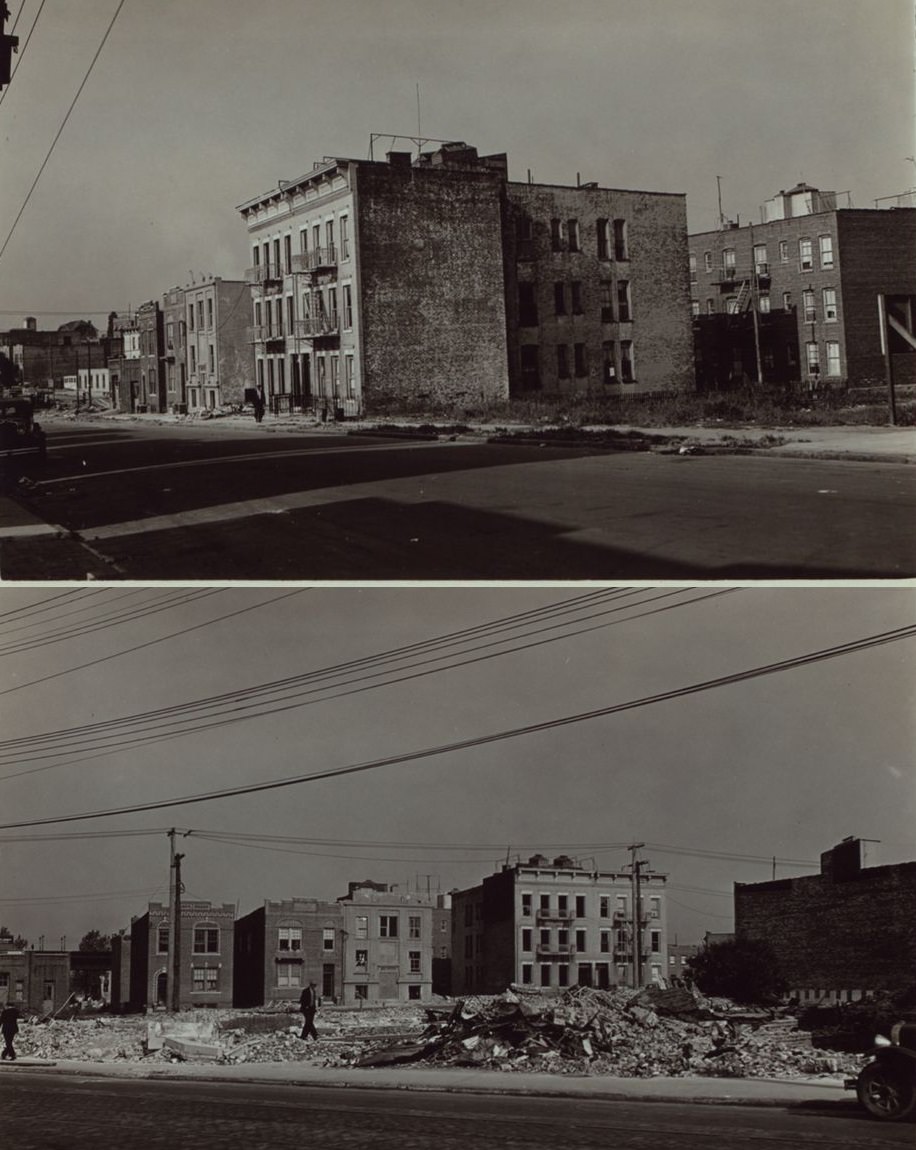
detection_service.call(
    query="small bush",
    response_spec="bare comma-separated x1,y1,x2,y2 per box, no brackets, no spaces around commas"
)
686,938,787,1005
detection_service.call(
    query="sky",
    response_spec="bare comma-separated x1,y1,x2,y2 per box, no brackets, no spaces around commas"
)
0,584,913,950
0,0,913,329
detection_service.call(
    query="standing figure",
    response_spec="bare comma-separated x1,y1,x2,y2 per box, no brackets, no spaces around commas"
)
0,1003,20,1061
299,980,319,1041
254,385,266,424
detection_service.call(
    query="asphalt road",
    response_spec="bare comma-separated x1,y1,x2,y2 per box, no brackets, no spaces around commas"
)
1,1071,911,1150
2,420,914,580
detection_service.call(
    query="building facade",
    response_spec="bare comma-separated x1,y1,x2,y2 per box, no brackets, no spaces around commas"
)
689,185,916,389
183,278,250,411
735,838,916,1003
238,142,692,416
0,949,70,1013
162,286,188,412
337,883,434,1004
234,898,344,1007
129,900,235,1010
451,854,668,996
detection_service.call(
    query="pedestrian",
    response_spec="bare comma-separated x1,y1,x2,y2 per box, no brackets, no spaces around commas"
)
299,980,319,1041
254,385,266,424
0,1003,20,1061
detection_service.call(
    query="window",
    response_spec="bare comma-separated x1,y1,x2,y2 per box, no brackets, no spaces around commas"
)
408,916,421,940
599,897,610,919
706,298,715,315
539,893,550,911
521,893,532,916
575,896,586,917
522,928,533,952
597,219,610,260
722,249,736,275
782,291,792,311
326,219,335,253
600,281,614,323
823,288,837,321
550,218,562,251
574,343,587,377
621,341,634,382
355,915,368,939
554,282,566,316
198,301,204,329
649,897,660,920
540,964,551,987
753,244,768,274
613,218,628,260
252,244,260,267
558,964,569,987
328,286,338,324
287,295,295,332
278,926,302,952
277,965,301,988
272,237,281,273
192,967,219,992
322,928,335,952
803,290,816,323
340,216,350,259
819,234,834,268
540,927,550,947
521,963,533,985
157,926,169,953
570,281,583,314
520,343,540,390
312,224,320,253
725,296,738,315
576,929,587,952
518,283,538,327
343,284,353,329
826,341,841,377
558,928,569,946
193,926,219,954
379,915,398,938
299,228,308,254
207,298,214,328
557,895,568,913
345,355,355,397
650,931,661,953
330,354,339,395
355,948,367,968
691,300,700,318
408,984,421,1000
779,239,789,263
689,254,697,283
567,218,580,252
208,344,215,373
409,950,421,974
617,281,631,322
704,251,712,272
806,341,820,375
557,344,569,379
600,930,611,953
799,239,813,271
188,305,195,332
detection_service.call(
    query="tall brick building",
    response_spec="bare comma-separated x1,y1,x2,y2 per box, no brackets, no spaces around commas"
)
237,142,693,416
234,897,344,1007
129,900,235,1010
735,838,916,1003
451,854,668,996
689,185,916,389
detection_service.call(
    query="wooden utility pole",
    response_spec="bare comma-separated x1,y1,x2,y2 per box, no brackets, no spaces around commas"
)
877,294,897,426
628,843,645,989
166,830,185,1013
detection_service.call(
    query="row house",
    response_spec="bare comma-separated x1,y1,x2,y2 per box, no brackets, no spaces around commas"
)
234,897,343,1007
128,900,235,1010
237,142,693,417
452,854,668,996
182,278,250,411
689,184,916,389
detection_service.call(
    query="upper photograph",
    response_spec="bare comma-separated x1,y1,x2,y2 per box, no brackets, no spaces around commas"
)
0,0,913,581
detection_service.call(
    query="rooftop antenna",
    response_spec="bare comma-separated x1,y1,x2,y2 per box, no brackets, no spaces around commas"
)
416,82,421,159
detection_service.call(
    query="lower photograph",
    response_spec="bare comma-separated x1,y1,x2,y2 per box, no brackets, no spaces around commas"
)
0,583,914,1143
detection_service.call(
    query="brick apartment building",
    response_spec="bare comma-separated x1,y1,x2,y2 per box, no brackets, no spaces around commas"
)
237,141,693,416
183,278,251,411
234,897,344,1007
689,184,916,389
451,854,668,996
129,900,235,1010
735,837,916,1003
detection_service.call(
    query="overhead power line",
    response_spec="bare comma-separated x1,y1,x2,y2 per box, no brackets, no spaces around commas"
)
1,620,911,831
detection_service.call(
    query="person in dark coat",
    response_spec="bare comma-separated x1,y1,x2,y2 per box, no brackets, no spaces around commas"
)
253,386,266,424
0,1003,20,1061
299,981,319,1041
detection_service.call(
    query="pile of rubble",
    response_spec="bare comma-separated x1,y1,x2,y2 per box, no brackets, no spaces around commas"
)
356,986,863,1079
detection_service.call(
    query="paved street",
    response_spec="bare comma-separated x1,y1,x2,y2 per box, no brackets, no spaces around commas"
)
1,418,914,579
1,1071,911,1150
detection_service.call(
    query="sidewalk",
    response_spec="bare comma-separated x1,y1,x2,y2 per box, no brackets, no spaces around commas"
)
0,1057,855,1109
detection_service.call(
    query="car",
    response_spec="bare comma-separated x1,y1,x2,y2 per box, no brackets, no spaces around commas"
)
850,1021,916,1121
0,398,47,464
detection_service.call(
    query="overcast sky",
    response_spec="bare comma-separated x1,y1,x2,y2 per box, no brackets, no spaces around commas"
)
0,0,912,329
0,585,912,949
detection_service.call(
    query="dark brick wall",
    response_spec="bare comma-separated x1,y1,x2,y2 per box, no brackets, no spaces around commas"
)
481,869,517,993
354,161,510,412
504,183,694,395
735,860,916,993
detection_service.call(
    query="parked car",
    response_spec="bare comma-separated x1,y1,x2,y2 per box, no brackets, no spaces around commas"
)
0,398,47,464
849,1021,916,1121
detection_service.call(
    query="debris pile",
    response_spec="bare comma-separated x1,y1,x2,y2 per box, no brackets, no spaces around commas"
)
356,987,863,1079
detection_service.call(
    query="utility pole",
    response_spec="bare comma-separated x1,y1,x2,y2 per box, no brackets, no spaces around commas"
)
627,843,645,989
166,830,185,1013
748,222,764,386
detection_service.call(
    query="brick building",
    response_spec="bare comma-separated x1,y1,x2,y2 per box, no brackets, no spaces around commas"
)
129,900,235,1010
183,278,251,411
451,854,668,996
0,948,70,1013
689,185,916,389
336,881,434,1004
237,141,692,416
162,286,188,412
735,838,916,1003
234,897,344,1007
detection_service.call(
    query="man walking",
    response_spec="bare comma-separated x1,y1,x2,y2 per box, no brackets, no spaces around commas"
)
0,1002,20,1061
299,980,319,1041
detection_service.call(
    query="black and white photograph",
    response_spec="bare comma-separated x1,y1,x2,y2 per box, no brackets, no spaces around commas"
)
0,1,915,1147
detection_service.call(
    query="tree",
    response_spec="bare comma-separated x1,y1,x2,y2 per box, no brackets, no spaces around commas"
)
686,937,787,1005
0,924,28,948
78,930,112,952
